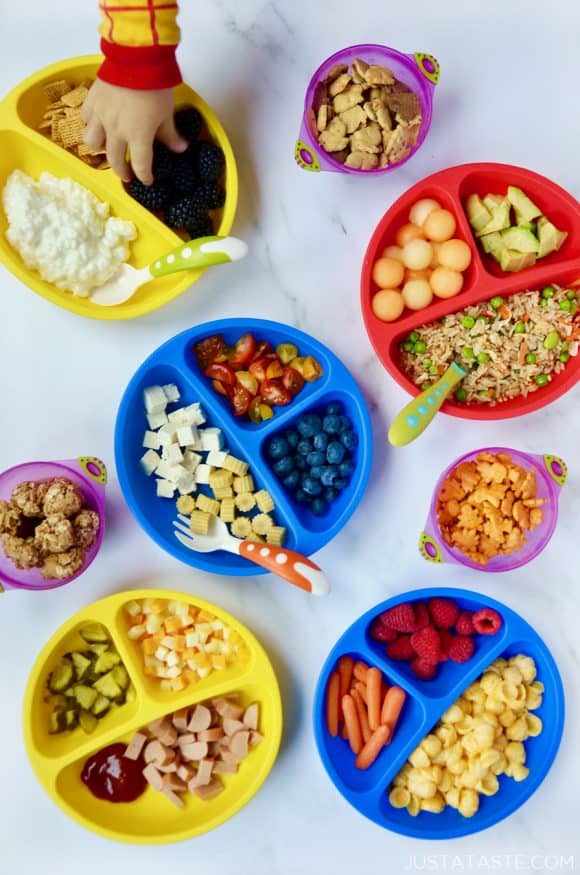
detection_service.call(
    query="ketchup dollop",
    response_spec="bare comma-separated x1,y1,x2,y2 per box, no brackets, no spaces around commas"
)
81,743,147,803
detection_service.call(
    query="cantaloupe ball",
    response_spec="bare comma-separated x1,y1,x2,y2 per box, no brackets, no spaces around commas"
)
430,242,441,268
409,198,441,228
372,289,405,322
437,238,472,272
402,239,433,271
396,222,425,248
405,268,432,282
372,257,405,289
423,209,457,243
382,244,404,263
430,267,464,298
402,279,433,310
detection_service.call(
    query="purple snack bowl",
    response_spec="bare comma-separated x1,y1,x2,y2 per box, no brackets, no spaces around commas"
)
295,43,439,176
419,447,567,572
0,457,107,593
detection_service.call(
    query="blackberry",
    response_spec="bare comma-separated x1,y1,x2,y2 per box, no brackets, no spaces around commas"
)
165,194,209,230
127,178,170,211
193,142,225,182
188,217,214,239
169,156,199,193
175,106,203,142
198,182,226,210
152,141,174,183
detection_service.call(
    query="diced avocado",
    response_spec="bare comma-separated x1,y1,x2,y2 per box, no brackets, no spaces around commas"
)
483,194,505,210
80,623,110,644
48,711,67,734
88,643,109,656
466,194,492,232
477,200,511,236
500,249,537,272
93,650,121,675
501,227,540,253
44,693,68,710
507,186,542,222
537,216,568,258
49,662,74,693
71,652,92,681
74,684,98,710
79,710,98,734
91,694,111,717
480,231,505,257
94,671,122,700
111,665,130,691
64,710,79,730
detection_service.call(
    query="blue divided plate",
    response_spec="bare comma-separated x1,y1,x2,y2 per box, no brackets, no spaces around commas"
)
115,318,373,576
314,587,565,838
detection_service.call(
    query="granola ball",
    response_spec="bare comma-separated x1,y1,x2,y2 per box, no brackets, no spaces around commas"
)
42,478,83,518
73,509,100,549
41,547,85,580
0,499,23,536
1,533,41,569
11,480,50,517
35,514,75,554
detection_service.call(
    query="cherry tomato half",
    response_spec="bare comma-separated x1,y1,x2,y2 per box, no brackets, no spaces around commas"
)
282,365,305,396
260,379,292,406
205,362,237,386
236,371,259,396
228,333,257,369
194,335,224,369
251,340,273,361
232,383,252,416
266,360,284,380
249,354,277,383
212,379,232,398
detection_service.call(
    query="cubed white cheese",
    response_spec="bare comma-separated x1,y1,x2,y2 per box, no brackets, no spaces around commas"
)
176,425,198,447
140,449,160,476
165,443,184,465
156,479,175,498
162,383,181,403
206,450,228,468
147,410,168,430
158,429,175,448
195,464,213,485
166,651,181,668
200,427,223,452
143,385,167,415
156,460,182,482
168,404,201,426
188,402,206,426
182,450,202,472
143,430,162,450
177,472,195,495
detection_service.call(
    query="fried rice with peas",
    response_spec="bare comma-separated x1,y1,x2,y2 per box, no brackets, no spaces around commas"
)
400,284,579,405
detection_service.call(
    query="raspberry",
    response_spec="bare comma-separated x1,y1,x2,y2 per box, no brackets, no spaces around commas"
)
410,627,441,664
369,616,398,643
456,611,475,636
386,635,415,661
411,657,438,680
472,608,503,636
378,603,417,633
449,635,475,663
428,597,460,629
438,629,454,662
413,601,431,630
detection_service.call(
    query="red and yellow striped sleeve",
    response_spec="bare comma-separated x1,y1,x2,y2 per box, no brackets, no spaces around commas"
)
98,1,182,90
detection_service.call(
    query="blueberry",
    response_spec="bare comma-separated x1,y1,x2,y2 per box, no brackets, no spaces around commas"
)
268,436,289,460
323,414,341,434
341,430,358,451
339,460,355,478
307,451,326,467
327,441,346,465
326,402,342,416
286,430,299,449
283,470,300,490
309,465,323,480
334,477,348,490
313,432,329,452
324,487,338,503
297,439,312,456
273,457,295,476
302,476,323,496
297,413,322,438
337,416,351,433
294,454,307,471
294,488,309,504
310,497,327,516
320,465,339,487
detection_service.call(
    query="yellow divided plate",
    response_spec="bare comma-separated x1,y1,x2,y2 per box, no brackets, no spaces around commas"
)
0,56,239,320
23,589,282,844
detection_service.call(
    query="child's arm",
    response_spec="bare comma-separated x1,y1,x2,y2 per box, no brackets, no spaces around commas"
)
81,1,188,184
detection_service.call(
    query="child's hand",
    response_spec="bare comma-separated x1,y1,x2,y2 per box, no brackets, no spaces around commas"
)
81,80,188,185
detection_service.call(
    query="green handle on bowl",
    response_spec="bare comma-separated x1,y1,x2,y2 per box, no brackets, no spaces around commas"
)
149,236,248,278
388,362,466,447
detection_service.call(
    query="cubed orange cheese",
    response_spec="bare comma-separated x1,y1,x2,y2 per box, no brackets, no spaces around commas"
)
151,599,166,614
172,635,187,652
164,616,184,633
191,652,210,669
170,676,187,692
183,670,199,686
197,610,215,623
182,648,197,660
211,655,227,670
143,637,159,655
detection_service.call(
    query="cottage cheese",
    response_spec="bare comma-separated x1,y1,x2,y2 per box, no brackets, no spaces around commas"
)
2,170,137,297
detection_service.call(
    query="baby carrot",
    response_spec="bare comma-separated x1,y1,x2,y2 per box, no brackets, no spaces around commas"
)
366,667,382,731
354,680,368,704
326,672,340,737
380,685,406,740
355,724,390,770
351,688,371,743
353,661,369,683
342,694,362,755
338,655,354,699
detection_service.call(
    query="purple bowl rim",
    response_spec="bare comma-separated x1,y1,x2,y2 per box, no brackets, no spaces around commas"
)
0,460,106,591
426,446,560,572
302,42,435,177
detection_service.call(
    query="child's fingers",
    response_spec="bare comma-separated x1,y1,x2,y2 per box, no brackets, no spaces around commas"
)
80,87,96,123
83,117,105,150
129,138,155,186
157,116,189,153
107,136,131,182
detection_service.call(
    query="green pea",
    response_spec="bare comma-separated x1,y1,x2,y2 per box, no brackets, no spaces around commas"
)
567,290,576,300
430,366,439,375
409,331,419,343
462,316,475,329
535,374,549,387
476,315,491,324
421,382,431,391
540,299,549,307
422,358,433,368
559,352,570,363
402,341,413,351
462,346,475,359
490,296,504,309
560,300,571,311
514,321,526,333
561,341,569,352
542,285,555,298
477,353,491,364
414,341,427,354
478,390,490,399
454,388,467,402
544,331,560,350
525,352,537,364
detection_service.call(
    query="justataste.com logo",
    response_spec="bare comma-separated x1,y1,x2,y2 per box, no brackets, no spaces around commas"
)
404,856,575,871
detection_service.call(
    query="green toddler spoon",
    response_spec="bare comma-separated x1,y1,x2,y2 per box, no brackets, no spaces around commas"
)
388,362,467,446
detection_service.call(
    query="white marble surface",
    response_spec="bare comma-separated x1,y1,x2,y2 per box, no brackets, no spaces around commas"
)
1,0,579,872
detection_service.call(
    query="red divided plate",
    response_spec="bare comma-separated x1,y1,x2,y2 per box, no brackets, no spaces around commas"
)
361,163,580,419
